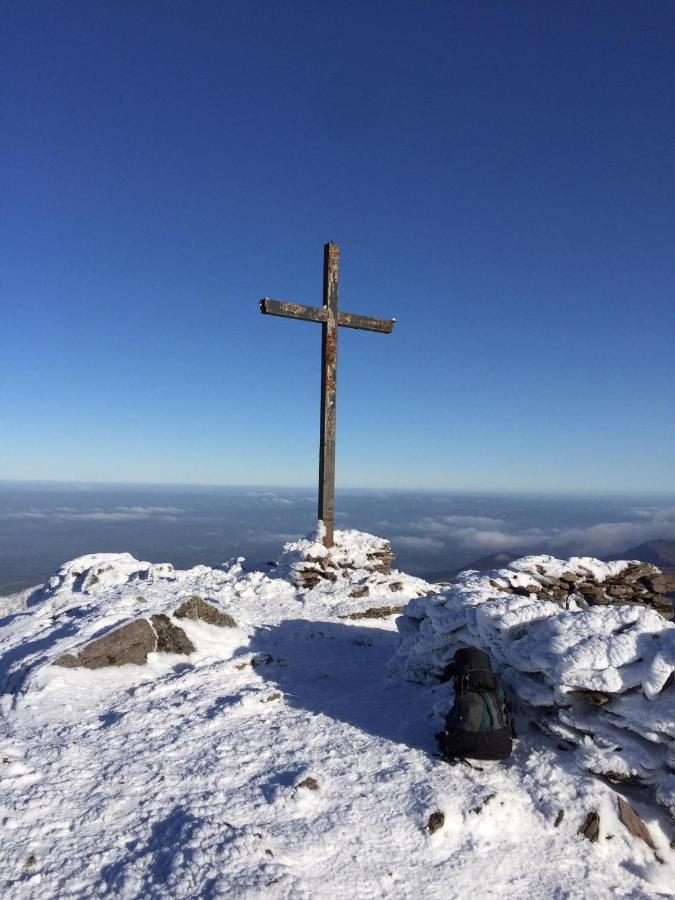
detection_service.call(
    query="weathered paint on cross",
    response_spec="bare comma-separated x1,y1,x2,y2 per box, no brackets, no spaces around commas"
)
259,242,395,548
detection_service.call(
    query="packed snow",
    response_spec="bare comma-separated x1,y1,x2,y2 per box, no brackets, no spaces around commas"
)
1,530,673,898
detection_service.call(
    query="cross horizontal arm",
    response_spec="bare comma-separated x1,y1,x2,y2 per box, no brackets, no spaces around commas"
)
337,311,395,333
260,298,327,324
260,298,395,333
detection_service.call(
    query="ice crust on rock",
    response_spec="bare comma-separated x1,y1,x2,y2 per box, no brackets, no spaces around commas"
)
393,554,675,817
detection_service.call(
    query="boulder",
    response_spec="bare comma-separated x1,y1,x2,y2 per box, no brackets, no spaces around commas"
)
577,583,606,604
297,777,319,791
427,811,445,834
150,614,194,655
617,797,656,850
54,614,196,669
622,563,659,583
54,619,157,669
578,811,600,842
174,596,237,628
642,573,675,594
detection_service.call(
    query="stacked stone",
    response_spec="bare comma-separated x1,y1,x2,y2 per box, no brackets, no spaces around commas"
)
280,530,396,590
490,562,675,619
393,555,675,822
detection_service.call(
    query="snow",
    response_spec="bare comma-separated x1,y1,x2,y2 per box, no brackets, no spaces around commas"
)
393,553,675,849
1,536,673,897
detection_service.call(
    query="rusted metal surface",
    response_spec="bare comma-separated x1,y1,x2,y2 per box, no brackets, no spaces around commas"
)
318,242,339,547
258,242,394,550
337,311,394,333
260,298,328,324
260,299,393,333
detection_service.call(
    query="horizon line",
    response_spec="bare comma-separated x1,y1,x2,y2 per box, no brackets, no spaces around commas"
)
1,478,674,499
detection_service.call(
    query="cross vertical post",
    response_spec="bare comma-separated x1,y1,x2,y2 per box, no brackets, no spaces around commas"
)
319,242,339,547
259,243,395,550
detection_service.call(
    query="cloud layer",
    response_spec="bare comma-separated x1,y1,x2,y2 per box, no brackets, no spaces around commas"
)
0,506,185,523
393,506,675,558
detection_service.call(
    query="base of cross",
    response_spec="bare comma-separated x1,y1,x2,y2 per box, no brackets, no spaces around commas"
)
279,523,396,591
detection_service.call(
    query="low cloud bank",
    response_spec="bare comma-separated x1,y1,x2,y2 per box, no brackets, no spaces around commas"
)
394,506,675,558
0,506,185,523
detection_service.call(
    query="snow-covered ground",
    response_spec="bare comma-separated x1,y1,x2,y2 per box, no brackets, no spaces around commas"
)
1,530,673,898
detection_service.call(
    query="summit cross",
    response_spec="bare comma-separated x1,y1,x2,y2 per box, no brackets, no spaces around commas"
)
259,242,395,548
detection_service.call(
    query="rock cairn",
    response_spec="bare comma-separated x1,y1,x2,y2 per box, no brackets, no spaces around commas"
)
490,561,675,620
277,526,396,590
392,554,675,822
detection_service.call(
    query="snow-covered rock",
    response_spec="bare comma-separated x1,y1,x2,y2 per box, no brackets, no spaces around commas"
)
392,554,675,822
1,537,673,897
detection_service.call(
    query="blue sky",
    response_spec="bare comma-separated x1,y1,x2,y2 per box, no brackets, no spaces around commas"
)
2,1,674,492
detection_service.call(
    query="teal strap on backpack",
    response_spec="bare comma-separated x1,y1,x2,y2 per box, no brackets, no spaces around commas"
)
478,690,507,732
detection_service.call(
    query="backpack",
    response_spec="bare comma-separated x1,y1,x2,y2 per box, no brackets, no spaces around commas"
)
436,647,513,761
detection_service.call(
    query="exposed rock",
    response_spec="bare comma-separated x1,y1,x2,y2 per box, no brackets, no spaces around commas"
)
340,605,405,620
578,811,600,842
150,614,194,655
427,811,445,834
569,690,611,706
297,777,319,791
395,554,675,827
622,563,659,583
174,596,237,628
514,585,539,597
470,793,496,814
642,573,675,594
293,565,337,589
366,546,395,575
295,569,323,589
286,531,396,589
23,855,37,870
389,581,403,593
348,586,370,599
484,560,674,618
651,594,674,617
54,619,157,669
577,583,606,604
605,583,634,600
84,571,100,590
554,809,564,827
489,579,510,592
601,770,646,787
617,797,656,850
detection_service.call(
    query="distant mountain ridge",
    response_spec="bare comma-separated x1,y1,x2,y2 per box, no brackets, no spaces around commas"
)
609,539,675,568
452,551,521,574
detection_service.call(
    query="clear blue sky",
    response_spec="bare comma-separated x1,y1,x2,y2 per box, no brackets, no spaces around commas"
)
1,1,674,492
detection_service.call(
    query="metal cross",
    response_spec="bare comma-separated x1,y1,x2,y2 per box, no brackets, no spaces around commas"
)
259,242,395,548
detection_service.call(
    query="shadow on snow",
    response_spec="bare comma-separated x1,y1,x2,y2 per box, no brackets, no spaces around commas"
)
242,618,438,753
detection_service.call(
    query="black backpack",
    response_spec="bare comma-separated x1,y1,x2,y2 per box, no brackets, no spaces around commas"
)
436,647,513,761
